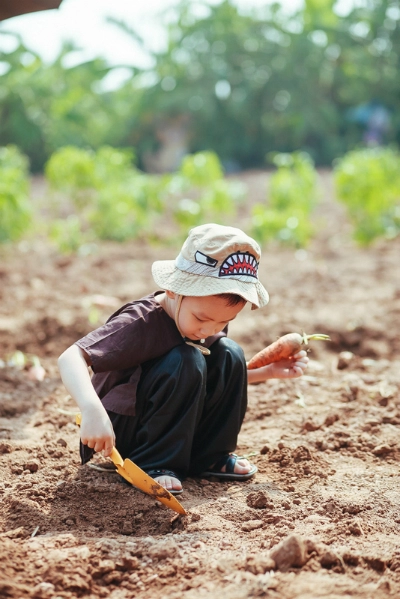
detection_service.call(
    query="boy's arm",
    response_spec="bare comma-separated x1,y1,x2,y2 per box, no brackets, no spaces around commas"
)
58,345,115,456
247,350,308,384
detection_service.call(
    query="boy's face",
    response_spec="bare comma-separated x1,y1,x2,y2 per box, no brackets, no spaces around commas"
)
175,294,245,341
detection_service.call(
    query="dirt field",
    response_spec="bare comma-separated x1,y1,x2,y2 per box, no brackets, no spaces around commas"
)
1,170,399,599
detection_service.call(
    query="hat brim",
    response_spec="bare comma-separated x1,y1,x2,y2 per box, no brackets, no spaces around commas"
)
152,260,269,310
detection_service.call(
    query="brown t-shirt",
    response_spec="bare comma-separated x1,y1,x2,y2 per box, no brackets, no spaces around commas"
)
75,292,227,416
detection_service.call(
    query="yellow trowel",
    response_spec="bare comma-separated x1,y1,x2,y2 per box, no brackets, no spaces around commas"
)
75,413,186,515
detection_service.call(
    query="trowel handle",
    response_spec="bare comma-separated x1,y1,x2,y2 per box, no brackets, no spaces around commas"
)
109,447,124,467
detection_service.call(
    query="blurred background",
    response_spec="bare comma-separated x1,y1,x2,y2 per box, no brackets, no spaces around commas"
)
0,0,399,250
1,0,399,172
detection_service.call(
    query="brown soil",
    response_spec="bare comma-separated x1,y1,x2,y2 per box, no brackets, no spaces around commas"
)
1,170,400,598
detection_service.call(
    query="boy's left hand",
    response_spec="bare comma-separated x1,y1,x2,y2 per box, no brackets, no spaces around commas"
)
247,350,309,383
266,350,309,378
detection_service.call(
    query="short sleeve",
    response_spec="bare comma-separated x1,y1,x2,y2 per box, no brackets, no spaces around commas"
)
75,299,182,373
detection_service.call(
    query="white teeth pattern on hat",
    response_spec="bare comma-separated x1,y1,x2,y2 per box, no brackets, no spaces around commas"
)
219,252,258,279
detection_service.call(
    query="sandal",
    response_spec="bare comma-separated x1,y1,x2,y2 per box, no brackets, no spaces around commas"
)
200,453,258,481
145,469,184,496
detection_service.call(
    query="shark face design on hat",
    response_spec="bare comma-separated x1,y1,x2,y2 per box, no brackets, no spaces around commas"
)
219,251,259,279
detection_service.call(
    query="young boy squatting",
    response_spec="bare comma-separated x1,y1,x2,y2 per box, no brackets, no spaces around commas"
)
58,224,308,495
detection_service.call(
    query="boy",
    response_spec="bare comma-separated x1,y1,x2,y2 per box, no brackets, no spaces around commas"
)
58,223,308,495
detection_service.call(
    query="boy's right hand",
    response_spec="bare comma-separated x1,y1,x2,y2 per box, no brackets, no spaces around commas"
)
80,407,115,457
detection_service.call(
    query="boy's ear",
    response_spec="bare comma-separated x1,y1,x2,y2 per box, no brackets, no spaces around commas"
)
165,290,176,299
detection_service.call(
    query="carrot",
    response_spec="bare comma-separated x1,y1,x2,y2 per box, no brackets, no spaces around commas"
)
247,332,330,369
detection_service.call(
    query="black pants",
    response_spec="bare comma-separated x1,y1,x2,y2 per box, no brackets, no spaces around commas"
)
81,338,248,477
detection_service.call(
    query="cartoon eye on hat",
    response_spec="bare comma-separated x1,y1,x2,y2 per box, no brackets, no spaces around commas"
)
195,251,218,267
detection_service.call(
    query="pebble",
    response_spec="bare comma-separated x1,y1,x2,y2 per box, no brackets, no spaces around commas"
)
0,442,13,454
372,444,393,456
320,550,343,569
348,520,364,536
269,534,307,572
337,351,355,370
246,491,271,509
242,520,264,532
24,460,40,473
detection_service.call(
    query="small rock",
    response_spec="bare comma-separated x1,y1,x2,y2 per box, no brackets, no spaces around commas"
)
342,552,359,566
96,559,116,575
260,445,270,454
121,521,134,535
246,491,271,509
372,444,393,456
118,556,139,570
303,420,320,432
337,351,355,370
269,534,307,572
245,555,275,574
242,520,264,532
320,550,342,569
11,465,24,475
376,580,391,593
292,446,311,462
26,364,46,382
325,500,336,513
364,556,386,572
103,571,124,585
24,460,40,473
190,513,201,522
31,581,55,598
0,442,13,454
324,414,340,427
315,439,328,451
348,520,364,536
65,519,75,526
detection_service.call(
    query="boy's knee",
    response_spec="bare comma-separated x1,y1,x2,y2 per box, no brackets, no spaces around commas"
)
166,344,207,379
213,337,245,365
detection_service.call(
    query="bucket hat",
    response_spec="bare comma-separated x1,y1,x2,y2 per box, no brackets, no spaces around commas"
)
152,223,269,309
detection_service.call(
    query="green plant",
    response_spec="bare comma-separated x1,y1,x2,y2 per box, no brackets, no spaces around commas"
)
45,146,97,209
171,151,245,234
251,151,317,247
268,152,317,212
88,175,163,241
334,147,400,245
49,215,87,254
45,145,166,249
0,145,31,243
173,198,204,231
179,152,224,187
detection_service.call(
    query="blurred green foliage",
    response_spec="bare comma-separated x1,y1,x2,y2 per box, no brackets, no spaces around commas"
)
251,151,317,247
44,147,244,251
0,144,31,242
179,152,224,186
0,0,399,171
0,39,138,171
334,147,400,245
171,151,245,232
45,145,164,250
